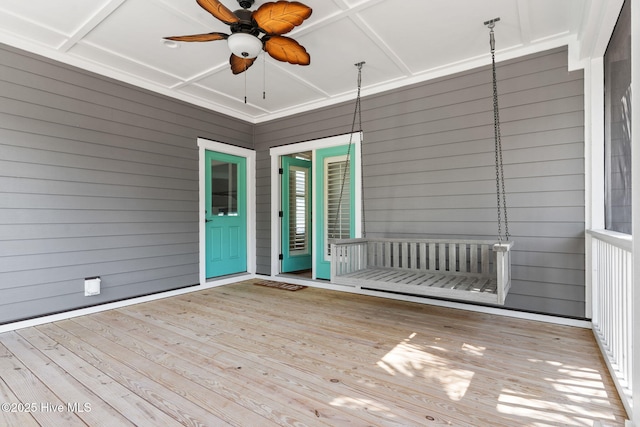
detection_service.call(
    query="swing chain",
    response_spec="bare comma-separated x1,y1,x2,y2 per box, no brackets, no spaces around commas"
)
332,62,365,240
354,62,365,238
488,20,510,242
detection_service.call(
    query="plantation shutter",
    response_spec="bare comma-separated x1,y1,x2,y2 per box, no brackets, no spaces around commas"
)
325,157,350,259
289,166,309,253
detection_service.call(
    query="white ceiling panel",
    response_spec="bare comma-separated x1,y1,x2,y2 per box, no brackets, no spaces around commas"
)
526,0,583,42
357,0,522,74
80,0,226,80
0,0,112,36
178,82,270,118
0,12,67,49
0,0,617,123
67,42,184,87
195,59,324,112
294,18,406,95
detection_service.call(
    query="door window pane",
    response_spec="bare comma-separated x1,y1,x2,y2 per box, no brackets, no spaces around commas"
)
210,160,238,216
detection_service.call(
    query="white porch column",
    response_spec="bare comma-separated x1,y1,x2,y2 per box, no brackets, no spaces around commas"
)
584,57,605,320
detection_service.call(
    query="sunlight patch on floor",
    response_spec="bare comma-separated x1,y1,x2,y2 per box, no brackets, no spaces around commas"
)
329,396,395,417
376,333,474,401
497,387,619,426
461,342,486,357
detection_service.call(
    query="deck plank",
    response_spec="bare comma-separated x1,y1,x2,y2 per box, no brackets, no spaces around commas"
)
1,332,134,427
112,305,367,426
134,299,441,426
16,327,184,427
0,338,84,427
155,293,514,426
0,280,628,426
37,322,234,427
0,370,39,427
81,312,341,427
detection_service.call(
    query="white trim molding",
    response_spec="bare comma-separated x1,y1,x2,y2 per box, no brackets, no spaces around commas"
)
197,138,256,284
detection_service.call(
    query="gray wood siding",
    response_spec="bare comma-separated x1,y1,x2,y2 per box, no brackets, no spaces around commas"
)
255,47,586,317
0,44,252,324
1,42,586,322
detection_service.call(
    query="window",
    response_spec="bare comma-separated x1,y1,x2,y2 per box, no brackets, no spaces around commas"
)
325,156,351,259
289,165,310,253
604,0,632,234
210,160,238,216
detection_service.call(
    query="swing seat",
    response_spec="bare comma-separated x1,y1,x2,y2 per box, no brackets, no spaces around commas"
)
330,237,513,305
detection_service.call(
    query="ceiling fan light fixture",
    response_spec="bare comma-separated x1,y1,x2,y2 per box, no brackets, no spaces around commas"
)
164,0,312,74
227,33,263,58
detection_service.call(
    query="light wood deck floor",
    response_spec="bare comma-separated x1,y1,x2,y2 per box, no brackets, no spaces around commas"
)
0,280,627,426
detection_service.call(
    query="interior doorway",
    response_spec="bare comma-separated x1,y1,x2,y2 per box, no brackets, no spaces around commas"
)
269,133,362,281
280,152,312,274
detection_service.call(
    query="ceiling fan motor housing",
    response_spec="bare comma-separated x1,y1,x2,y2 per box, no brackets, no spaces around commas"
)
230,9,260,36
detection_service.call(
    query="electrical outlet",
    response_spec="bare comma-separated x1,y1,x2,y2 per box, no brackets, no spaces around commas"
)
84,277,101,296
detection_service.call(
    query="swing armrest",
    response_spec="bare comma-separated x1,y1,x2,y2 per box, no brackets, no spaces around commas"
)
494,241,513,304
492,241,514,252
330,239,369,280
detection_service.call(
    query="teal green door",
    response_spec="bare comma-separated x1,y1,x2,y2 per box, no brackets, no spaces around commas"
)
315,145,356,280
205,150,247,278
281,156,312,272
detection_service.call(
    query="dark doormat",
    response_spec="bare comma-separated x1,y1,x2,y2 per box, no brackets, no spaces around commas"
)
253,280,307,291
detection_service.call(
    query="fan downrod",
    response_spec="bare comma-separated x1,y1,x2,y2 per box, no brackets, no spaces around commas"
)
237,0,255,9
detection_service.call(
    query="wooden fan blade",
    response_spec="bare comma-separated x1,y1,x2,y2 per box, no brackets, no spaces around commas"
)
196,0,239,25
164,32,229,42
253,1,312,35
230,54,257,74
264,35,310,65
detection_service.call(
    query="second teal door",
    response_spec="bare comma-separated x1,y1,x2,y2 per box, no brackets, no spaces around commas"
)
205,150,247,278
315,145,356,280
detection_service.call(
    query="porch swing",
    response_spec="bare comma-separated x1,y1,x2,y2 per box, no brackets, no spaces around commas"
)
329,19,514,305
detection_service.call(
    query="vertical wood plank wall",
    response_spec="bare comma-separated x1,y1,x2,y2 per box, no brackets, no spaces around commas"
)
254,47,586,317
0,44,253,324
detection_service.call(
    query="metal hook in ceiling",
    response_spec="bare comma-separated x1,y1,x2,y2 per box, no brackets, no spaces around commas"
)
484,17,500,53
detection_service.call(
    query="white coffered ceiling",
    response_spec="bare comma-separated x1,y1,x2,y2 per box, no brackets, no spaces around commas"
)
0,0,621,123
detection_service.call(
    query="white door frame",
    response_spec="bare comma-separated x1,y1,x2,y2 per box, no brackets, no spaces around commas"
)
269,133,362,279
198,138,256,284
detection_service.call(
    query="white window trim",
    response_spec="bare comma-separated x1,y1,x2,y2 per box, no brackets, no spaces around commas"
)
198,138,256,284
269,133,362,279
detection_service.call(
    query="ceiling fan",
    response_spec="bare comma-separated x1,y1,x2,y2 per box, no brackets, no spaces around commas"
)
165,0,312,74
